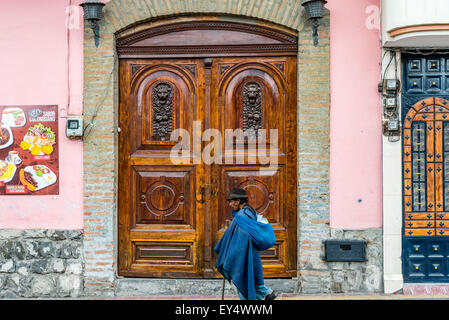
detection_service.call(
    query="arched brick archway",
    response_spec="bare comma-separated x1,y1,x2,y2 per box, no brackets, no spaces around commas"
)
82,0,330,296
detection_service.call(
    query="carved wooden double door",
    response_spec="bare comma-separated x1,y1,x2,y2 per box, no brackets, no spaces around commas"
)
118,56,297,278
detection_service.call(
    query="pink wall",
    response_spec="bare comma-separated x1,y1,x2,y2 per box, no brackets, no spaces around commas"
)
328,0,382,228
0,0,85,229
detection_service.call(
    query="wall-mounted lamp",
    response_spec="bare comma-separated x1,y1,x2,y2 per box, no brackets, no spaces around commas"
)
301,0,327,46
80,0,105,48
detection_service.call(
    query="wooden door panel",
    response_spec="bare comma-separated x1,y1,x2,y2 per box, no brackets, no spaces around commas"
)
119,59,205,277
129,240,198,277
210,56,297,277
217,61,285,152
404,97,449,237
120,56,297,278
132,63,197,153
134,242,194,265
214,165,292,275
217,166,284,232
133,166,195,227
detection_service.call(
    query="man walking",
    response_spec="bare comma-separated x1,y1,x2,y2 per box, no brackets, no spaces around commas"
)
214,188,278,300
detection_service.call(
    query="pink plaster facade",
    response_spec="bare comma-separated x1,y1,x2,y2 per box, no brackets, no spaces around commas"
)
0,0,85,229
0,0,382,230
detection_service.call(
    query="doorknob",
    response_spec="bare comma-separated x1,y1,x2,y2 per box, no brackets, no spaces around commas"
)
196,186,216,203
197,187,206,203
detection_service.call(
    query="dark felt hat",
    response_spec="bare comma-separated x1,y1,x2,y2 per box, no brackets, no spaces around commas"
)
226,188,248,201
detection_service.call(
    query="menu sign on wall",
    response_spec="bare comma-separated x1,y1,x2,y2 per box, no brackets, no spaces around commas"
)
0,105,59,195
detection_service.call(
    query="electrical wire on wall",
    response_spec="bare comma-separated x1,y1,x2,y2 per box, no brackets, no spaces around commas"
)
61,0,73,120
380,49,401,142
381,50,394,92
82,54,117,140
63,1,91,140
67,0,72,117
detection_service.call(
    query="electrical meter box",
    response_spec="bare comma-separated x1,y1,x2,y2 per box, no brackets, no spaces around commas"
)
387,118,400,131
66,116,83,138
385,79,400,92
384,97,397,110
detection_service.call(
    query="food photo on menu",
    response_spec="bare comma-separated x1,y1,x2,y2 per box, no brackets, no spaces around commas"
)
0,105,59,195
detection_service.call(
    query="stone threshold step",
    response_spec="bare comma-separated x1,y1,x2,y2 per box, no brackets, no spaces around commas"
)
114,278,298,297
403,284,449,295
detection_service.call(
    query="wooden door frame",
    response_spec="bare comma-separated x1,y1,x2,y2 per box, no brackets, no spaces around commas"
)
117,19,298,278
116,20,298,58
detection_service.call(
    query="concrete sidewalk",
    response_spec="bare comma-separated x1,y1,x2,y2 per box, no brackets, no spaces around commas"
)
109,279,449,300
92,293,449,300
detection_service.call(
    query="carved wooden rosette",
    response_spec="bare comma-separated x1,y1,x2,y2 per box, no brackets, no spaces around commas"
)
151,82,174,141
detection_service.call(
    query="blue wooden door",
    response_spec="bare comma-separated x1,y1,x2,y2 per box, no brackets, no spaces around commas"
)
402,54,449,282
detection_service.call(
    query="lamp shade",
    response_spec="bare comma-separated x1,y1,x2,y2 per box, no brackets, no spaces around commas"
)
302,0,327,20
80,0,105,21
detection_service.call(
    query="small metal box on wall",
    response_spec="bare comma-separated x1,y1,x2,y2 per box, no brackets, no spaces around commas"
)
324,240,366,262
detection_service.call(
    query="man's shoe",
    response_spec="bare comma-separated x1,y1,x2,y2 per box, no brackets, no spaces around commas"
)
265,290,278,300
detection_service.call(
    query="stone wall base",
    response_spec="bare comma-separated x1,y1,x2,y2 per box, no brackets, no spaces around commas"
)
0,228,386,298
0,229,83,298
299,228,384,294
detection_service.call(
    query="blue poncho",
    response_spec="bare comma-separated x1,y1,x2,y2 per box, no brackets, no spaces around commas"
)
214,205,276,300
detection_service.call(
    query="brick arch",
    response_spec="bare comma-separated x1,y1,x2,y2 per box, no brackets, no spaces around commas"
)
103,0,305,34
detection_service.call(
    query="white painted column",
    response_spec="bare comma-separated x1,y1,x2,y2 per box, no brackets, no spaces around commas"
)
381,49,404,294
